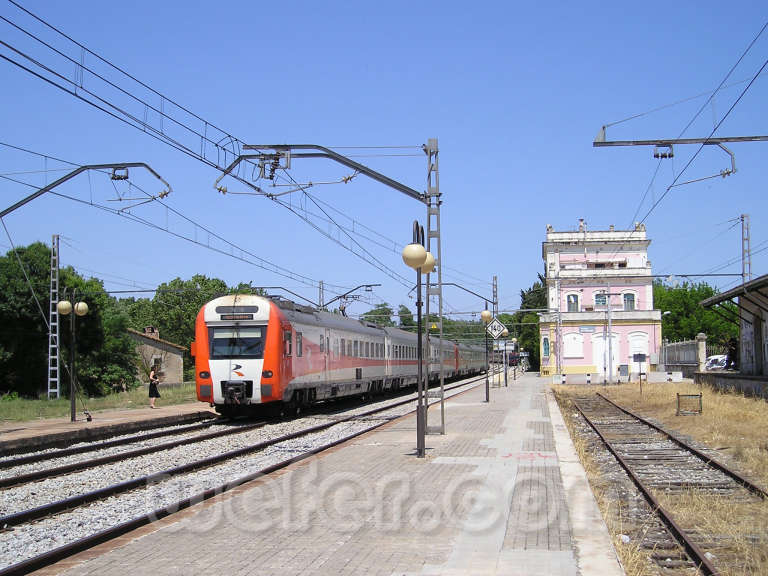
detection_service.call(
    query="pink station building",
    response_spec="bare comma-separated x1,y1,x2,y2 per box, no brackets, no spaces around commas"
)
539,221,662,379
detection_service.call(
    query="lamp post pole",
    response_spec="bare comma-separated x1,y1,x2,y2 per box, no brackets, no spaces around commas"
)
502,328,509,387
402,221,434,458
481,305,491,402
512,337,518,381
57,291,88,422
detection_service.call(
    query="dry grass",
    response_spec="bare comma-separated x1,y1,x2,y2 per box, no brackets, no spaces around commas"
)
0,383,199,422
596,381,768,489
655,490,768,576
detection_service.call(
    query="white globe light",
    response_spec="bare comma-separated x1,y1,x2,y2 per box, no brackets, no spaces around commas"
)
402,243,427,270
421,252,435,275
501,328,509,337
57,300,73,316
480,309,492,323
74,302,89,316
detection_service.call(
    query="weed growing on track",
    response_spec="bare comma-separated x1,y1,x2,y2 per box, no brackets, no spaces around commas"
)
655,490,768,576
556,382,768,576
598,381,768,489
556,393,659,576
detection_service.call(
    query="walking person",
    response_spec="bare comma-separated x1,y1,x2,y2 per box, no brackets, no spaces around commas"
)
149,368,161,408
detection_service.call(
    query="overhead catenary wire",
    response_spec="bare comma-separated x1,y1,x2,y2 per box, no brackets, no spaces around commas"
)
598,22,768,265
0,9,436,298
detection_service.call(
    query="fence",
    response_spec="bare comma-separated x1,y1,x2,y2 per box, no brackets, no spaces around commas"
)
662,336,709,378
662,340,699,366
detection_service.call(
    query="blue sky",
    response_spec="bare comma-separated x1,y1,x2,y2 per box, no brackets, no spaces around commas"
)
1,1,766,319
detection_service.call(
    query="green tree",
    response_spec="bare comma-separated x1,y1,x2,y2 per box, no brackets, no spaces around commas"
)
361,302,395,327
497,274,547,370
0,242,51,396
654,280,737,345
58,270,139,396
148,275,228,379
0,243,139,397
398,304,415,328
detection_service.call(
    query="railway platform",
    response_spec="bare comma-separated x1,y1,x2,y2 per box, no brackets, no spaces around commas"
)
0,402,215,454
40,373,623,576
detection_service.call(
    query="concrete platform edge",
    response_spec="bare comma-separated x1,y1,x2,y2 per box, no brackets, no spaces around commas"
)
547,389,625,576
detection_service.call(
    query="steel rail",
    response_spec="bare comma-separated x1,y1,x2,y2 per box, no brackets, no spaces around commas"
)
0,419,219,470
0,375,489,527
0,421,268,488
573,399,720,576
0,376,485,576
597,392,768,499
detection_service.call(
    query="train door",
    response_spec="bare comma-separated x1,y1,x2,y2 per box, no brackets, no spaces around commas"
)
323,328,331,383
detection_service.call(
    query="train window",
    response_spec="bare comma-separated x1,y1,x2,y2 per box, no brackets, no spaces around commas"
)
387,345,390,358
334,338,340,357
365,342,370,357
209,327,265,359
320,335,324,352
341,338,346,357
347,341,353,357
296,332,303,357
284,330,292,357
354,340,359,357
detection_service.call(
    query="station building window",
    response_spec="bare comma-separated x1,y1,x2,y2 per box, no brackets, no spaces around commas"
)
542,336,550,358
624,293,635,311
566,294,579,312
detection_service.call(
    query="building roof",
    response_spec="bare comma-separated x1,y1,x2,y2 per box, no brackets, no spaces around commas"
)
126,328,187,352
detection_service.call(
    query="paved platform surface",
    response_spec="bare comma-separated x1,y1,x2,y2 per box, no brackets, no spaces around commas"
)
45,373,624,576
0,402,215,453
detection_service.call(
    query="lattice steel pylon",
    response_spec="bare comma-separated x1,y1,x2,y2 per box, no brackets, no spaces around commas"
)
424,138,446,435
47,234,61,399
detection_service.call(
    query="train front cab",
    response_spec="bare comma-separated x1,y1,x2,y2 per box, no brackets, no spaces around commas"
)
191,296,289,414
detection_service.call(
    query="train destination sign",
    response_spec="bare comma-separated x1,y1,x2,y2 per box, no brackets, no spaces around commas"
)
486,317,507,339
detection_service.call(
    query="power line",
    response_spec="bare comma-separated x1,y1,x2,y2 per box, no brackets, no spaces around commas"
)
639,56,768,224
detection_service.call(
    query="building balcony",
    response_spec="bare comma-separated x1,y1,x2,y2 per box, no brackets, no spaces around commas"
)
539,309,662,324
550,267,652,281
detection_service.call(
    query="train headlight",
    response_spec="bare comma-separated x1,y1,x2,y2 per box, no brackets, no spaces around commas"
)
262,370,273,378
199,371,210,379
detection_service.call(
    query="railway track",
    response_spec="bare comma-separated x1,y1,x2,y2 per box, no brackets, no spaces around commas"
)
573,393,768,576
0,373,489,575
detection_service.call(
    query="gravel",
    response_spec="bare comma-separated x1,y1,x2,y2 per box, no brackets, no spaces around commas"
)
0,379,480,570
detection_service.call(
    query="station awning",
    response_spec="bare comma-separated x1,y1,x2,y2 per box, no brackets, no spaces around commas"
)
700,274,768,325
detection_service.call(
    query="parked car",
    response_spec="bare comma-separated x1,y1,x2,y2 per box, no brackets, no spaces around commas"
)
705,354,727,371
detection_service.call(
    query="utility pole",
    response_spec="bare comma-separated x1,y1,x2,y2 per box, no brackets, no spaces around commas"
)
741,214,752,284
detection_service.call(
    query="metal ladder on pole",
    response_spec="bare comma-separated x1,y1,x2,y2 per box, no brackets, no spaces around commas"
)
47,234,61,399
424,138,445,434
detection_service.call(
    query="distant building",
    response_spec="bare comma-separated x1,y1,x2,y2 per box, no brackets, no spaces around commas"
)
539,220,662,379
127,326,185,384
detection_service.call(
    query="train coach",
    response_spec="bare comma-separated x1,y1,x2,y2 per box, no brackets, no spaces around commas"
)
191,294,485,416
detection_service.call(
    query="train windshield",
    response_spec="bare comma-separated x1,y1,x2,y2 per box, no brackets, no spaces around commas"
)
209,326,266,359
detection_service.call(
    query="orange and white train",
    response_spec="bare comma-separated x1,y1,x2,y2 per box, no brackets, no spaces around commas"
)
191,294,485,416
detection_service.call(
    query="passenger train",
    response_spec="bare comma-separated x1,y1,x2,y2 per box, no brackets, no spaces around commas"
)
191,294,486,416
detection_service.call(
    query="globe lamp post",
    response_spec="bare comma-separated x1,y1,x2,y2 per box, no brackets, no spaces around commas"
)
402,221,434,458
57,294,88,422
